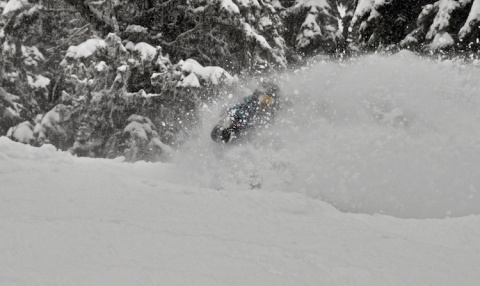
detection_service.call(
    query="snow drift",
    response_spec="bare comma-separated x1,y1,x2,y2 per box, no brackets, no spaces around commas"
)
1,136,480,285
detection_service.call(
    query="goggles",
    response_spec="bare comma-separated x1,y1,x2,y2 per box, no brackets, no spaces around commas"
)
259,94,275,105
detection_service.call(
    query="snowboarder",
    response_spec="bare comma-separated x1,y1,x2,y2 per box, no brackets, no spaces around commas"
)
211,82,280,143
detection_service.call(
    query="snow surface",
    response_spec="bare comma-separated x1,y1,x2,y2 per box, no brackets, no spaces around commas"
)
2,134,480,285
3,53,480,285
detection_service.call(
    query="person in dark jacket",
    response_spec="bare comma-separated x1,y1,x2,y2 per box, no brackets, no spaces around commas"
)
211,82,280,143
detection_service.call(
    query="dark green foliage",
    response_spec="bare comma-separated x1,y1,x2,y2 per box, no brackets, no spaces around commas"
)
351,0,434,50
0,0,92,136
5,0,480,162
282,0,340,56
59,0,290,73
349,0,480,54
29,31,235,160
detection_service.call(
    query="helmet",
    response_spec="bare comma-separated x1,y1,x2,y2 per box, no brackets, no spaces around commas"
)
260,81,280,97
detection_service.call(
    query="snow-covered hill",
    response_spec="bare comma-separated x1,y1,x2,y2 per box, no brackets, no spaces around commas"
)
2,51,480,285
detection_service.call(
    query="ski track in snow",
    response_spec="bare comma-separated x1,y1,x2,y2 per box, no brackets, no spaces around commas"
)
2,52,480,285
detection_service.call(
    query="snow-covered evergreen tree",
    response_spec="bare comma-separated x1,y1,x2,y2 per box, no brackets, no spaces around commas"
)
121,114,173,162
401,0,480,52
347,0,480,53
42,32,237,159
0,0,91,135
59,0,288,73
1,0,47,125
0,86,22,134
350,0,432,50
34,103,73,149
6,120,34,143
12,0,480,162
282,0,341,55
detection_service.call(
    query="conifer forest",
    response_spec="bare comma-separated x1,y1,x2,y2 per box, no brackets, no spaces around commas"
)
2,0,480,161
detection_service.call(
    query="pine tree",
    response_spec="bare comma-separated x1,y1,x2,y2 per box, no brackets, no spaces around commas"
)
58,0,288,73
401,0,480,52
282,0,341,56
349,0,433,50
0,0,92,136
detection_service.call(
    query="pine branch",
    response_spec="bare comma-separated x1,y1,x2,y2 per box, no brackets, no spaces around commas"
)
153,23,203,47
207,32,229,47
127,0,175,25
43,8,78,13
46,24,91,52
63,0,115,35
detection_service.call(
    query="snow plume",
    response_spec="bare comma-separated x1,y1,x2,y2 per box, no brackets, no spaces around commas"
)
174,51,480,219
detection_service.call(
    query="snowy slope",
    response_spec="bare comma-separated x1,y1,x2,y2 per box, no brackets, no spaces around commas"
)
2,137,480,285
2,52,480,285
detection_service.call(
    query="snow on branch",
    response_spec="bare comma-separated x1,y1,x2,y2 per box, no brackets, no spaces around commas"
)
426,0,461,40
65,38,106,59
218,0,240,14
244,23,272,50
47,24,91,52
133,42,158,61
2,0,29,15
176,58,237,87
459,0,480,39
293,0,331,11
428,31,454,50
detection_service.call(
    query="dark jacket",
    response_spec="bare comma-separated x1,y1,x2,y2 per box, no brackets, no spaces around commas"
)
212,90,279,143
